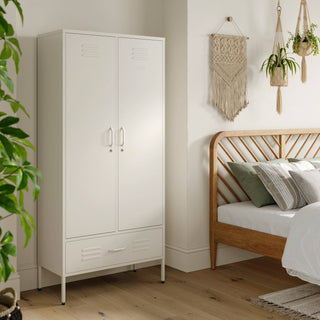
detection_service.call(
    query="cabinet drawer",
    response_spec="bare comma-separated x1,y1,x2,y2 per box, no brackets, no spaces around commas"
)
65,228,163,274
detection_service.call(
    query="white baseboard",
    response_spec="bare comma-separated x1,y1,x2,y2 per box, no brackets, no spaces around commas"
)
0,273,20,300
19,260,160,292
166,244,260,272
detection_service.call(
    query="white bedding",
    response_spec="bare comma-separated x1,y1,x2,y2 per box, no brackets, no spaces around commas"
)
218,201,298,237
282,202,320,285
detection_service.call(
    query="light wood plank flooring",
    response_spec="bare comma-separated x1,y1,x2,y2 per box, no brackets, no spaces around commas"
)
20,257,305,320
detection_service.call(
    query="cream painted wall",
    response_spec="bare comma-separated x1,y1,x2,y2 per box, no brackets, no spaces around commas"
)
185,0,320,269
15,0,164,291
163,0,189,268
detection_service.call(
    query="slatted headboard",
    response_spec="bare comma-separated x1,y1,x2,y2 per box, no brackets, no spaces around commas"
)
210,129,320,217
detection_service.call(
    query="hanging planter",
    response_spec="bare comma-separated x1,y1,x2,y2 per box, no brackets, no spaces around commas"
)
260,1,299,114
270,66,288,87
287,0,320,83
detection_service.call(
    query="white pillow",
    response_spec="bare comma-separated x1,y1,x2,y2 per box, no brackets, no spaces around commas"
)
254,161,315,211
289,169,320,204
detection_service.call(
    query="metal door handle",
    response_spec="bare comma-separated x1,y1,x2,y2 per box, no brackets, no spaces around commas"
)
108,247,126,253
108,127,113,147
120,127,125,147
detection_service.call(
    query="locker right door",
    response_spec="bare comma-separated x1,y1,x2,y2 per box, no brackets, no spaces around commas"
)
118,38,164,231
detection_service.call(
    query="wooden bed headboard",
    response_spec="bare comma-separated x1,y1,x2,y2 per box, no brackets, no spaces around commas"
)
209,129,320,269
210,129,320,209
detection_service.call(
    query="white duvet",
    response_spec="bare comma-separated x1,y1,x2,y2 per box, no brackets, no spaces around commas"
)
282,202,320,285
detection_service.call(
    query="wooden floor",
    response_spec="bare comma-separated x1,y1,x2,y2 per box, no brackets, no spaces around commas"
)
20,257,305,320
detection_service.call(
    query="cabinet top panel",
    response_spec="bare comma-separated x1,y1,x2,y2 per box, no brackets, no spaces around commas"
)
38,29,165,42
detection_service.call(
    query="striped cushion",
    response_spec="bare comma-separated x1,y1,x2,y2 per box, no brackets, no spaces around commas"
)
254,161,315,211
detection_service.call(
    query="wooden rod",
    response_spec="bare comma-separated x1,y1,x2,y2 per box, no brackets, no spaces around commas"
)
211,33,249,39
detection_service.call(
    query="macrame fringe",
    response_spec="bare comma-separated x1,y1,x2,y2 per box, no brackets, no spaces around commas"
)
277,86,282,114
301,55,307,83
251,298,319,320
212,70,248,121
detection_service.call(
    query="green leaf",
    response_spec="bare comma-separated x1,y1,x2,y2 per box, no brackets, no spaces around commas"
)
0,116,19,127
12,138,35,151
20,213,33,248
0,184,15,194
0,195,19,213
2,244,16,257
0,69,13,93
0,127,29,138
9,101,29,117
12,49,19,74
0,42,11,60
0,251,12,282
6,24,13,37
14,143,27,162
25,165,42,179
0,231,13,244
26,171,40,199
15,167,22,188
0,60,7,71
18,190,23,208
3,160,18,167
12,0,23,24
0,16,8,34
17,171,28,190
8,38,21,55
0,134,13,159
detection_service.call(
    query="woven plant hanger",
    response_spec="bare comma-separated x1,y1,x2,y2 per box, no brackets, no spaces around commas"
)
271,0,287,114
295,0,312,83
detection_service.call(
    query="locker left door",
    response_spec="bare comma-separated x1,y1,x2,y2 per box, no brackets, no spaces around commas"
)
65,33,117,238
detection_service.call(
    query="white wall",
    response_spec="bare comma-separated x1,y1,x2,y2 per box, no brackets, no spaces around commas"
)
16,0,164,291
185,0,320,270
15,0,320,288
163,0,190,270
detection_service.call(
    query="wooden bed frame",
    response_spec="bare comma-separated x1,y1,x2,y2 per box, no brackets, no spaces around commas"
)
210,128,320,269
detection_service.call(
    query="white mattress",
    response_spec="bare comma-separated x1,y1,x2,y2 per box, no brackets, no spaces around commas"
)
218,201,299,237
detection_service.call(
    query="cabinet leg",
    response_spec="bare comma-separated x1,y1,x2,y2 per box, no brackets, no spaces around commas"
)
37,266,42,291
61,276,66,305
161,258,165,283
132,264,136,272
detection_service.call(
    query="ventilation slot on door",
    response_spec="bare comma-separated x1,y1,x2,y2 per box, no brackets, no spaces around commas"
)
132,238,150,252
81,43,99,58
81,246,102,261
131,48,149,63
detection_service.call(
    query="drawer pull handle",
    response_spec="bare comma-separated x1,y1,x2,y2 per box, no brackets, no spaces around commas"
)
108,247,126,253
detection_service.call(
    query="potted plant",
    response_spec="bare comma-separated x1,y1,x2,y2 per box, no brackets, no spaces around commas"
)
0,0,41,318
287,24,320,57
260,46,300,87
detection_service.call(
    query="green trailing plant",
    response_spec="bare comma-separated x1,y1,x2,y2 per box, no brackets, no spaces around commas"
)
287,23,320,56
0,0,41,282
260,47,300,79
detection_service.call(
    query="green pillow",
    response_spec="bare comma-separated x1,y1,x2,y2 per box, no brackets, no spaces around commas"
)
288,157,320,163
228,159,288,208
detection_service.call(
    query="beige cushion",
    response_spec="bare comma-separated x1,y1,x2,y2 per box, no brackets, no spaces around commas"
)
289,169,320,204
254,161,315,211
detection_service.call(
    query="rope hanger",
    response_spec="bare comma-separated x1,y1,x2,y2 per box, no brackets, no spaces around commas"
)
211,17,249,40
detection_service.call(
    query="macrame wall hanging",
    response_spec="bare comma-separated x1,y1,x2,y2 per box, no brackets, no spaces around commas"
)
295,0,313,83
211,17,249,121
271,1,288,114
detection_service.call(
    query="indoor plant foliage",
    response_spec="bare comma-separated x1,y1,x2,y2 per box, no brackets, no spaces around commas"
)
0,0,41,283
260,46,299,85
287,24,320,57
